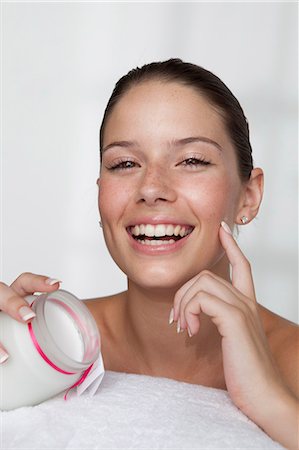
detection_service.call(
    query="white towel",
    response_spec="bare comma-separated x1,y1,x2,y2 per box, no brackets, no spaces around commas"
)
1,371,284,449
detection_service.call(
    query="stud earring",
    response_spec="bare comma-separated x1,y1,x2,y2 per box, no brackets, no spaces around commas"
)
240,216,249,224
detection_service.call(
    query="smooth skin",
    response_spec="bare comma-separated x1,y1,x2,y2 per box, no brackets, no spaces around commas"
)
0,80,298,449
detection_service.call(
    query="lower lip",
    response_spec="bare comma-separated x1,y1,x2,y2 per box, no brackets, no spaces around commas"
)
127,232,193,255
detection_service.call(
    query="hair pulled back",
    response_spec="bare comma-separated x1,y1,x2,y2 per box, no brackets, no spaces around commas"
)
99,58,253,181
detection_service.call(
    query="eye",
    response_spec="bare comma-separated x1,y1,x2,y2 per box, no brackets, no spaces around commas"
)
106,159,139,171
179,156,211,167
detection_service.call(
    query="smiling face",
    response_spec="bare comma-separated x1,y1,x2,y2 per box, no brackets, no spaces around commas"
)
98,80,245,290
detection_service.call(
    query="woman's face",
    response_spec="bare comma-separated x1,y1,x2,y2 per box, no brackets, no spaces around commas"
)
98,80,245,290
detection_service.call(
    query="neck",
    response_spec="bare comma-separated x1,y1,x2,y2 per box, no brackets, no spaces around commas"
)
122,256,230,380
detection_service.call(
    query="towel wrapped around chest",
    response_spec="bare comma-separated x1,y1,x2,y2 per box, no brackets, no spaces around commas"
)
1,370,284,449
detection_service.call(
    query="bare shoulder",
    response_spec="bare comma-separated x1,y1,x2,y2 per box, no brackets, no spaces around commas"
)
83,292,127,371
83,292,118,312
259,304,299,397
83,291,125,318
83,291,126,339
259,303,298,341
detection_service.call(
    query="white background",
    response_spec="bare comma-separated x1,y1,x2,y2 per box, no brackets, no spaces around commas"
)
2,2,298,322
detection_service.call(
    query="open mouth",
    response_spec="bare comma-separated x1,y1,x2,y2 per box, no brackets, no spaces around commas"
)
126,223,194,246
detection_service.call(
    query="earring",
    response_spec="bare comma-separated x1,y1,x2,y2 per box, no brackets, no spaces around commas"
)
240,216,249,224
98,220,102,228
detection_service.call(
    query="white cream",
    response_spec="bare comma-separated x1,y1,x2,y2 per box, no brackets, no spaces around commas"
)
44,301,84,361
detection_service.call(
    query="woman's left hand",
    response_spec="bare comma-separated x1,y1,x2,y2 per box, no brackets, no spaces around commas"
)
172,221,296,427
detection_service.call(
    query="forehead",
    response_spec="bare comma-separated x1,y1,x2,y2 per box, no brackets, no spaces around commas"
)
103,80,232,150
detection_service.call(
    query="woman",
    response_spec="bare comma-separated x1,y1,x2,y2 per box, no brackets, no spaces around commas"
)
0,59,298,448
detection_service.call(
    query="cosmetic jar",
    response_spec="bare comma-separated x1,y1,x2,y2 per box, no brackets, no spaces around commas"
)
0,289,100,410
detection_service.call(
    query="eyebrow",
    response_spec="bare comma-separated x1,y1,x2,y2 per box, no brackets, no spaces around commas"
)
102,140,137,154
101,136,223,154
172,136,223,152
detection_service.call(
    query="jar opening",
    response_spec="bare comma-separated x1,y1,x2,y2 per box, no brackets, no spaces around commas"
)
31,290,100,373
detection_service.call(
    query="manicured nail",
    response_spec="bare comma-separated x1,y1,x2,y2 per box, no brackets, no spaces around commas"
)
187,327,192,338
45,278,62,286
221,221,232,235
0,348,9,364
19,306,36,322
177,318,181,333
168,308,174,325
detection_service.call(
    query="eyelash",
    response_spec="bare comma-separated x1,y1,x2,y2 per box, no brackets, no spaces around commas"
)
106,158,138,171
106,156,211,171
179,156,211,168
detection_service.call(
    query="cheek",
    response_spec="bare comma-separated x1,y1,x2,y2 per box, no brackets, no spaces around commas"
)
98,178,130,220
183,174,238,222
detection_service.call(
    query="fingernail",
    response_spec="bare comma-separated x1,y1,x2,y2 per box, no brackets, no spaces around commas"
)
0,348,9,364
168,308,174,325
187,327,192,338
19,306,36,322
177,318,181,333
45,278,62,286
221,221,232,235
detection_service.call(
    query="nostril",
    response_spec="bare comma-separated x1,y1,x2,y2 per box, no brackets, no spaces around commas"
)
138,196,170,206
140,197,167,202
136,184,177,205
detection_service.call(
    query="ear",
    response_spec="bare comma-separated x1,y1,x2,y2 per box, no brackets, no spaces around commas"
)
235,168,264,225
96,177,100,189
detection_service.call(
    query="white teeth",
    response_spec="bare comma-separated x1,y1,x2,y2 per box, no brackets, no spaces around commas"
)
130,223,192,238
166,224,174,236
174,225,181,236
133,225,140,235
154,224,166,237
179,227,186,237
144,224,155,237
140,239,176,246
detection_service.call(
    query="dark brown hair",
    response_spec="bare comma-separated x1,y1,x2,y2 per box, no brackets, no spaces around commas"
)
99,58,253,181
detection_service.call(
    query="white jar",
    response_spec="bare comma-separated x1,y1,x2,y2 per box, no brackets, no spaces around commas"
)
0,289,100,410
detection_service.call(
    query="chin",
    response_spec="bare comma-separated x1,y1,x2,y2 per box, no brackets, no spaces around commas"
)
126,264,193,292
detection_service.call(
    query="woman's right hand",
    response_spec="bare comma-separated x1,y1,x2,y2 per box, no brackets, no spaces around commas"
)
0,273,61,363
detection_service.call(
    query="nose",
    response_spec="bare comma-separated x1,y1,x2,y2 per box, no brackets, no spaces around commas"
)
135,166,177,206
